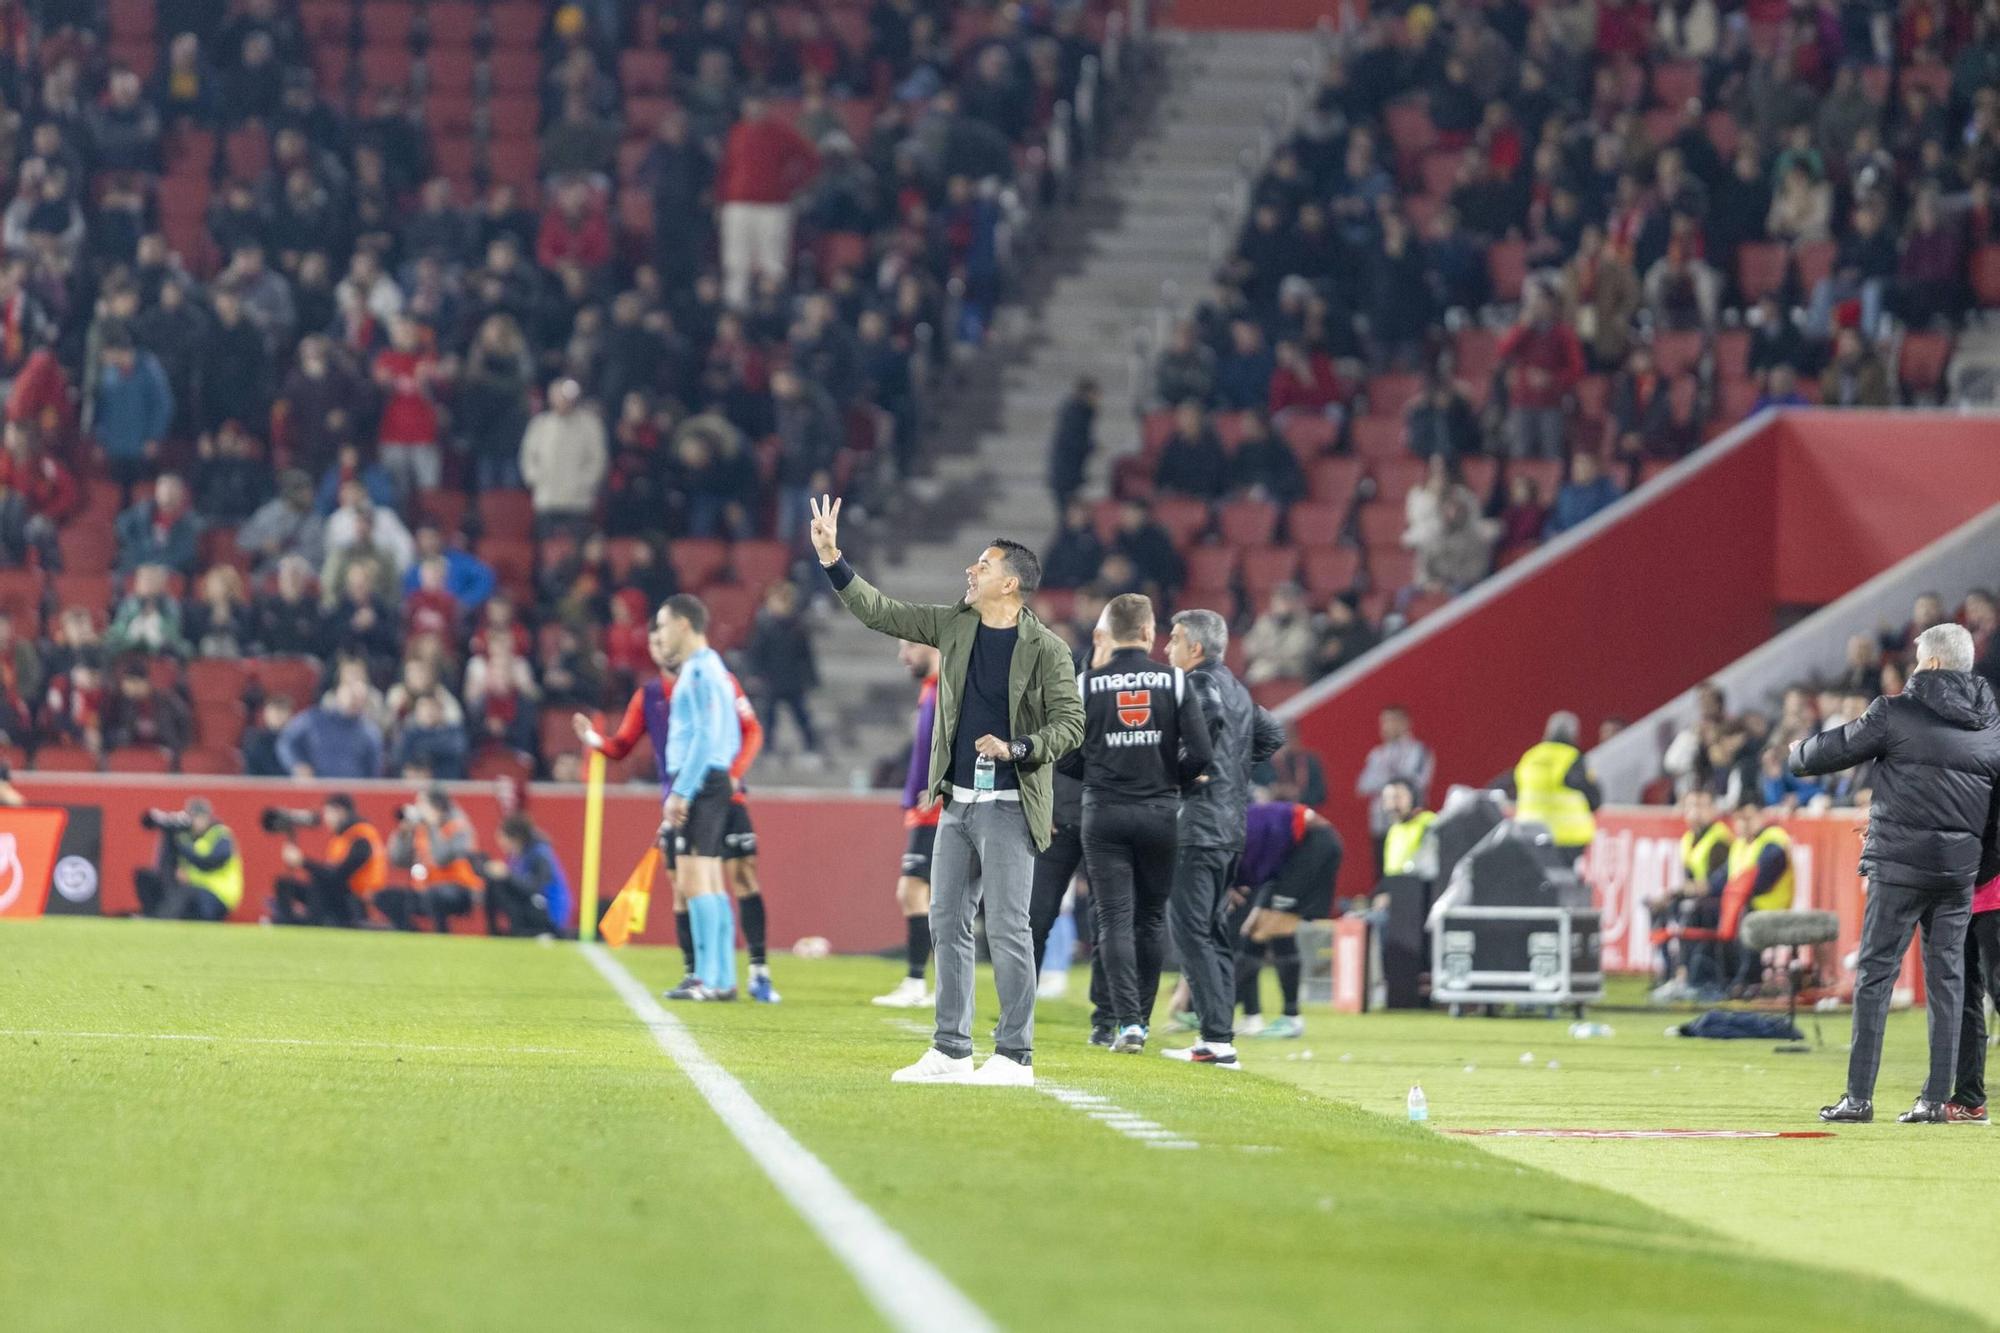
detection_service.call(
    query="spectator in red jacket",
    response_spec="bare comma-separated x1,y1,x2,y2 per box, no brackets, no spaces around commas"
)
369,316,446,500
1497,282,1584,459
717,97,819,307
1267,340,1347,424
0,420,77,527
534,177,613,275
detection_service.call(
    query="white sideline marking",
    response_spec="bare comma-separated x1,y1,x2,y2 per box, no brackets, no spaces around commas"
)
1039,1082,1200,1151
0,1028,582,1056
582,945,996,1333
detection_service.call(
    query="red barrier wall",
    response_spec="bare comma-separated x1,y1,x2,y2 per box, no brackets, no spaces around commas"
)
12,774,911,953
1162,0,1360,30
1284,412,2000,867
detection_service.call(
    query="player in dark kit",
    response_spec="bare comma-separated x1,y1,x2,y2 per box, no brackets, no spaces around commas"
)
876,639,943,1008
575,612,769,999
1063,593,1211,1054
1232,801,1343,1039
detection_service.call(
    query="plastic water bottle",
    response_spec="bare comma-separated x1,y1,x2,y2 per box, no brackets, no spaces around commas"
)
1568,1022,1615,1040
1406,1085,1428,1124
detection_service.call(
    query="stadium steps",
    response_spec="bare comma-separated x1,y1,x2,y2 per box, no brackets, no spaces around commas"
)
801,30,1303,783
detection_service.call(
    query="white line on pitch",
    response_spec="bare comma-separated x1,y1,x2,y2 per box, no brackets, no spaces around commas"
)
583,944,996,1333
0,1027,584,1056
1039,1082,1201,1150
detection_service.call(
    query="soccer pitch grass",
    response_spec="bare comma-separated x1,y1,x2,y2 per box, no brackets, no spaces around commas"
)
3,918,1991,1332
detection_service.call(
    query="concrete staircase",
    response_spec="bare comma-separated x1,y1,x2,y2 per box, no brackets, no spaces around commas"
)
780,30,1314,788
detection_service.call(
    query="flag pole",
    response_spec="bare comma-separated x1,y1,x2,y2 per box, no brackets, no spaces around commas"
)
579,748,605,943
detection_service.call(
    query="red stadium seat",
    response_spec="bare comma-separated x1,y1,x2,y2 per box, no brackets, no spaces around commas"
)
1140,411,1175,455
702,587,760,651
359,45,416,94
1287,500,1344,546
432,135,477,184
253,657,323,708
1650,60,1701,108
1736,243,1787,304
488,2,542,48
1403,591,1451,625
487,136,540,190
1090,499,1124,546
539,710,585,767
364,0,418,46
109,39,157,79
0,570,42,632
425,2,481,50
669,539,730,589
1383,98,1435,158
620,49,674,96
425,46,478,95
1793,239,1836,293
108,0,156,38
1183,545,1237,589
194,702,248,751
300,1,352,47
1652,331,1704,379
1180,582,1236,622
469,745,534,783
1250,679,1304,711
180,747,241,775
1715,376,1761,423
224,126,270,182
1212,412,1255,452
35,745,101,773
1152,497,1210,550
486,95,540,139
107,746,176,774
1370,457,1428,505
417,488,469,534
1459,456,1499,502
1356,506,1404,549
1703,109,1740,161
1350,415,1404,461
52,572,112,615
1277,414,1337,459
476,537,535,600
1903,61,1951,101
1217,499,1277,548
1972,246,2000,308
312,44,351,99
476,488,534,534
1452,329,1500,389
1899,332,1953,397
1302,547,1361,601
187,658,251,704
1417,148,1460,200
730,540,792,590
1369,550,1416,592
1366,373,1421,415
1307,457,1361,506
1713,329,1750,383
486,49,542,96
1486,238,1527,303
1240,546,1302,599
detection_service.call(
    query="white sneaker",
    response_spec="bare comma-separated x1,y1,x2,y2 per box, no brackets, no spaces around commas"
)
1237,1013,1266,1036
1036,970,1070,1000
967,1053,1035,1087
890,1048,974,1084
872,976,932,1008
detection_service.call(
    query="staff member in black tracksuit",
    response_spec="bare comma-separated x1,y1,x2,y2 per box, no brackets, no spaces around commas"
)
1161,607,1284,1070
1030,653,1088,981
1062,593,1211,1054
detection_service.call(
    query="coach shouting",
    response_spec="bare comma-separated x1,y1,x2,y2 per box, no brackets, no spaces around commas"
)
1792,624,2000,1124
809,495,1084,1087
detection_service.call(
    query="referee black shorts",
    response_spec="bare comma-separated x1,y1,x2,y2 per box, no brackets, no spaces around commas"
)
671,771,735,861
1254,824,1341,920
721,799,758,861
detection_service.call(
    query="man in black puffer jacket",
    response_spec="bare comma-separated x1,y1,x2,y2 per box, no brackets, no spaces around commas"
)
1792,624,2000,1124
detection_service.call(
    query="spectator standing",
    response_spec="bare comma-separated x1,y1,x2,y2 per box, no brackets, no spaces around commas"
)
237,470,324,573
1041,500,1104,592
1412,494,1496,595
277,678,384,779
1497,283,1585,458
1819,328,1893,408
1403,369,1481,461
519,379,608,537
716,96,819,308
1112,499,1184,600
770,366,840,548
252,556,325,655
1047,376,1098,513
1356,706,1434,857
104,667,194,756
1243,584,1319,684
1154,401,1228,501
92,330,173,492
371,316,447,498
242,696,295,777
746,581,821,758
186,567,253,658
323,481,415,579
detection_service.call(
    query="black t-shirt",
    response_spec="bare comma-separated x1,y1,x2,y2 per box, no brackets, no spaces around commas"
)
948,623,1018,790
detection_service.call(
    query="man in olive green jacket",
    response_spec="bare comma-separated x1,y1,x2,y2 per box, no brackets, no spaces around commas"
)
809,496,1084,1086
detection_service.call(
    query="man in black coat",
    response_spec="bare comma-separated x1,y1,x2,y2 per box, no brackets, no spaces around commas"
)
1792,624,2000,1124
1047,377,1099,512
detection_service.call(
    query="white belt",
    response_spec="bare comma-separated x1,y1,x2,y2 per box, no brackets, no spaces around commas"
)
948,785,1022,805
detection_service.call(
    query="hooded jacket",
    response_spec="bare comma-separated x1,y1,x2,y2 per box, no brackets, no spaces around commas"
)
1790,670,2000,893
1181,657,1285,850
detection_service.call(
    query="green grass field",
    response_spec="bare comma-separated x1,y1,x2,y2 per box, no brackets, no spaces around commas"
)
2,917,1992,1332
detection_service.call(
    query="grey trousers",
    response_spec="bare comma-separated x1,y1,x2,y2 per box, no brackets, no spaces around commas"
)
1847,879,1973,1104
932,800,1039,1062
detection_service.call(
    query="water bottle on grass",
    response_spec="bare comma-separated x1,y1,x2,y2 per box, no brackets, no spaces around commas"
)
1407,1085,1428,1124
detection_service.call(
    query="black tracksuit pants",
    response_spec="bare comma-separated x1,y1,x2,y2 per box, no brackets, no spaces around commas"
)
1083,795,1179,1030
1848,880,1973,1104
1953,910,2000,1108
1171,842,1239,1045
1030,817,1084,975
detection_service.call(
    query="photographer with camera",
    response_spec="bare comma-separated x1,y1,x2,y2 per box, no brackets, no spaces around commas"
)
379,786,482,933
480,813,571,938
269,793,387,927
136,798,243,922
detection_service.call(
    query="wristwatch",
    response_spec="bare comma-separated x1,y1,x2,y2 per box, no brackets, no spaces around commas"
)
1007,739,1031,762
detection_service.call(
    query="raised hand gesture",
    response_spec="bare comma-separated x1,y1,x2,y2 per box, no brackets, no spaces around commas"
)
807,493,842,565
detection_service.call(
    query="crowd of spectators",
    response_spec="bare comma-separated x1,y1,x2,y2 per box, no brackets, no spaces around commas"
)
1125,0,2000,699
1653,588,2000,809
0,0,1119,779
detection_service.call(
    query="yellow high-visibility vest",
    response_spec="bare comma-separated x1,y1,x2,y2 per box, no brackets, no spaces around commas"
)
1383,810,1436,876
1729,825,1794,913
182,823,244,913
1514,741,1596,847
1680,820,1733,888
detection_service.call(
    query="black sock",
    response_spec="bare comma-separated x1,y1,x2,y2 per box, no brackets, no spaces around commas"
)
740,893,767,967
906,914,931,979
1273,936,1301,1016
675,910,695,976
1235,945,1263,1017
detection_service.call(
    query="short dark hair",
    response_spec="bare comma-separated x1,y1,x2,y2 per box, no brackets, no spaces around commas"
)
1103,592,1153,642
662,593,707,633
499,813,536,846
324,793,356,819
988,539,1040,595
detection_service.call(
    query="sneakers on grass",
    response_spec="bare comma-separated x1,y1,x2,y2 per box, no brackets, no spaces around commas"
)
1253,1015,1304,1040
1109,1024,1147,1054
1161,1043,1242,1069
890,1048,974,1084
871,976,932,1008
967,1053,1034,1087
663,977,709,1001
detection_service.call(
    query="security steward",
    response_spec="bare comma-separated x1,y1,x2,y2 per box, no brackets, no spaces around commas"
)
1707,803,1794,995
1497,710,1602,867
136,797,243,922
275,793,388,927
381,786,482,933
1062,593,1211,1054
1648,789,1734,999
1378,778,1434,879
